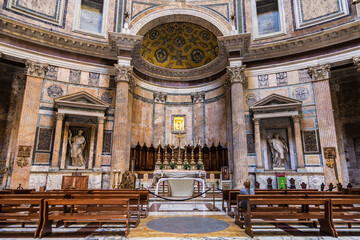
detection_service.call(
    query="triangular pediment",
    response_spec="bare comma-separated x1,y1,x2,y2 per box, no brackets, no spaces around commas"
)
250,94,302,112
54,91,109,111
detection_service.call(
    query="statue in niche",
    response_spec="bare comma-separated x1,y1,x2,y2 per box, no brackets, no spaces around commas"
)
68,130,86,167
267,133,288,168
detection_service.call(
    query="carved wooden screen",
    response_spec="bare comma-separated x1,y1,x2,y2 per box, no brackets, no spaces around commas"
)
131,143,228,171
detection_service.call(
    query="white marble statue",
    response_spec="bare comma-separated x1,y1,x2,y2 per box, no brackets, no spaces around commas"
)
68,130,86,167
267,133,288,168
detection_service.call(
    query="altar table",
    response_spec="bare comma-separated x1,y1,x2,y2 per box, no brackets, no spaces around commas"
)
155,178,206,197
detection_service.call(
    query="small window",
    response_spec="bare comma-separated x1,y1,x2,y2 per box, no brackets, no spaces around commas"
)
251,0,286,39
73,0,108,37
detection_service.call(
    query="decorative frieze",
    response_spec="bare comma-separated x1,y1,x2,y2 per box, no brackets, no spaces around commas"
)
191,92,205,103
25,60,48,78
114,65,133,83
227,65,246,84
353,57,360,72
308,63,331,81
153,92,167,103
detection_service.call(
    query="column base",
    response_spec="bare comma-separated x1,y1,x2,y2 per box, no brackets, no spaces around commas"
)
255,168,265,172
297,168,307,172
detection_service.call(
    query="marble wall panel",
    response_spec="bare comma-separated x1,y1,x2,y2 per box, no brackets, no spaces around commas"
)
67,85,98,96
80,71,89,85
34,153,50,164
57,67,70,82
247,76,258,89
205,87,225,100
165,106,193,146
131,98,153,146
39,115,55,127
290,84,313,104
259,88,288,99
88,173,102,189
305,154,321,165
166,95,192,103
102,155,111,165
28,173,47,191
267,74,277,87
193,103,204,144
134,87,153,100
42,81,67,102
104,120,113,130
287,70,299,85
205,98,227,145
153,103,165,145
301,118,316,129
99,74,110,88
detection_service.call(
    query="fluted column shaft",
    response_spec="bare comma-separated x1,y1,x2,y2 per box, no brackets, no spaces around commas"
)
95,116,105,169
308,64,342,185
228,65,248,188
10,60,48,188
292,115,305,169
51,113,65,168
253,118,263,169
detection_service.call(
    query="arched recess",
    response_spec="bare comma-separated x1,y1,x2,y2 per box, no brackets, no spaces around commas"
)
129,7,231,36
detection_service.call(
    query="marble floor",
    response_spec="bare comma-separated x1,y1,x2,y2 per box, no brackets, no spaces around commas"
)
0,201,359,239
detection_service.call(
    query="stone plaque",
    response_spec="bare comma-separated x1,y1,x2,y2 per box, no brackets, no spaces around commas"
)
35,153,50,164
247,134,255,154
69,69,81,83
258,74,269,88
36,128,53,151
46,65,58,79
302,130,319,153
102,131,112,154
89,72,100,86
18,145,31,157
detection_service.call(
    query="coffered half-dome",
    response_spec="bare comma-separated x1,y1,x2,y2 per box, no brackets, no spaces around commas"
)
141,22,219,69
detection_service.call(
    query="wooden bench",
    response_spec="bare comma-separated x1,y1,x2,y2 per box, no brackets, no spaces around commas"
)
0,198,44,238
243,198,336,237
331,198,360,235
72,194,141,226
39,198,131,238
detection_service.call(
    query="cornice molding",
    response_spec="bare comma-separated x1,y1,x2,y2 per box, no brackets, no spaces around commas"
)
245,21,360,62
218,33,251,58
108,32,143,55
131,43,228,81
0,16,115,60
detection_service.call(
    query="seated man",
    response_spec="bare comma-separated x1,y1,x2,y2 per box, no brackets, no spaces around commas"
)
239,180,255,209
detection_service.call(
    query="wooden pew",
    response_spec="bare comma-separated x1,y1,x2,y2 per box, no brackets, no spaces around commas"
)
72,194,141,226
222,189,239,212
39,198,131,238
243,198,336,238
0,198,44,238
331,198,360,234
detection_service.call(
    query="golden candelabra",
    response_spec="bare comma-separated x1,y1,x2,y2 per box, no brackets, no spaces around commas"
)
163,145,169,165
183,145,188,164
170,145,176,163
198,144,203,165
176,133,184,165
190,146,196,165
116,171,121,189
112,170,117,189
156,144,162,164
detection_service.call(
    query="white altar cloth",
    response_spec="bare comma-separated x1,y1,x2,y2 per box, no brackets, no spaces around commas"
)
155,178,206,197
153,170,206,179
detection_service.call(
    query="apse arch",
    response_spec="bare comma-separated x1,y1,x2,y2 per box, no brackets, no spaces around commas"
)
129,8,231,37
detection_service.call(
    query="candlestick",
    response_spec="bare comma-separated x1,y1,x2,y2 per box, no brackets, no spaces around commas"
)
163,145,169,165
170,145,175,163
184,144,188,164
116,170,121,189
156,144,162,164
112,170,116,189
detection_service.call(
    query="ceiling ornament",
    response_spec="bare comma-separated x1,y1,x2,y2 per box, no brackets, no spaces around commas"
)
141,22,219,69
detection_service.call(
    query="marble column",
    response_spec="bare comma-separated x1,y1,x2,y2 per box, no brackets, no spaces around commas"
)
227,65,248,188
253,118,263,170
111,64,133,181
94,116,105,169
153,92,167,145
308,63,343,186
224,81,234,172
10,60,48,189
191,92,205,144
51,113,65,168
292,115,305,170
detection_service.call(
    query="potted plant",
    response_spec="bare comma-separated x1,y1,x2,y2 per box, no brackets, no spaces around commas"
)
160,164,165,170
196,163,203,170
183,163,191,170
168,162,177,169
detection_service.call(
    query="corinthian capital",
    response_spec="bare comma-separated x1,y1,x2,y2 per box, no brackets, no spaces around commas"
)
191,91,205,103
353,57,360,72
308,63,331,81
56,113,65,121
227,65,246,84
25,60,48,78
114,64,133,83
153,91,167,103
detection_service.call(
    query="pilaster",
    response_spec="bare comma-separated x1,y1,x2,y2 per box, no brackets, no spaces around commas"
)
253,118,263,170
10,60,48,188
292,115,305,170
191,92,205,144
51,113,65,169
95,116,105,169
153,92,167,145
308,63,342,186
